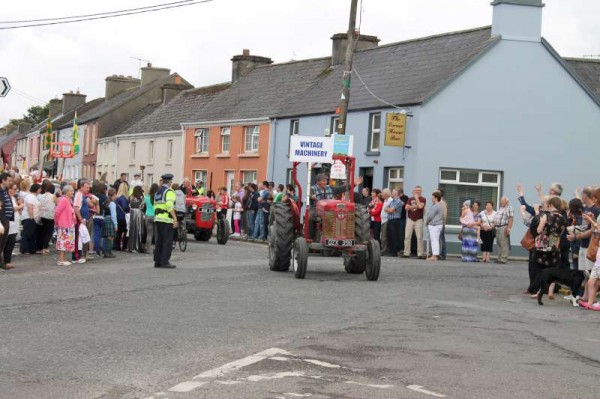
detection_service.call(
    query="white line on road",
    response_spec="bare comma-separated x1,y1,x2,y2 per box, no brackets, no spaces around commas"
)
407,385,446,397
345,381,394,389
168,381,208,393
246,371,306,382
303,359,341,368
194,347,292,379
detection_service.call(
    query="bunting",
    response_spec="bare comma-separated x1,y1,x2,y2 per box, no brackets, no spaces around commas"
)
73,111,80,154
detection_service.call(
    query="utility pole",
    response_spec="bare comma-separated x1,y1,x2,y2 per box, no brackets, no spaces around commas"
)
337,0,359,136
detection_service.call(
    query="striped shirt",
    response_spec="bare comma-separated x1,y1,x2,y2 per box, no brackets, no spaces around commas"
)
387,197,405,220
494,205,514,226
0,188,13,221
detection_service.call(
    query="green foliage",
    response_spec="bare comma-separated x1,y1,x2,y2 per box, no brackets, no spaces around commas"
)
9,104,50,126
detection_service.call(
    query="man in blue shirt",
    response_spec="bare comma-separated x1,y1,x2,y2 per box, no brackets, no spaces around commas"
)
384,189,405,257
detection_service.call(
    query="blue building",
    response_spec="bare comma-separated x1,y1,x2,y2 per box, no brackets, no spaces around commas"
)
267,0,600,254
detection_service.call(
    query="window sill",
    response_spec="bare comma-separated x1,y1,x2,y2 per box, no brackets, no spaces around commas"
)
191,153,210,159
165,162,173,166
238,152,260,158
364,151,380,156
216,153,230,158
128,163,135,166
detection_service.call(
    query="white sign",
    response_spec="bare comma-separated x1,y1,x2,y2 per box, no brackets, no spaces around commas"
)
330,160,347,179
289,135,333,163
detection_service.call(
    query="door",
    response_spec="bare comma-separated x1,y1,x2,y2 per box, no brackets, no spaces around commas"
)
359,167,374,191
226,171,235,194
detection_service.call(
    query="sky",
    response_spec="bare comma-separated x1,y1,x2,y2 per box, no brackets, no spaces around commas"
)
1,0,599,126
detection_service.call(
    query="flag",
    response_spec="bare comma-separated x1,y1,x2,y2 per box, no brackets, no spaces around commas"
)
0,147,6,168
45,112,53,151
73,111,80,154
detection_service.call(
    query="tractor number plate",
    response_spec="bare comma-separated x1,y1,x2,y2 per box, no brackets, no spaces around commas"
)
199,208,215,213
326,239,353,247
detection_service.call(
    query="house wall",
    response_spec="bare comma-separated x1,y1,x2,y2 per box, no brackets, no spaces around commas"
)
183,121,271,192
81,121,99,179
115,132,183,186
15,138,27,171
96,139,117,183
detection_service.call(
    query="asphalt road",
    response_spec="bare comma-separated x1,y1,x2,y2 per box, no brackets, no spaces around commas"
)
0,238,598,399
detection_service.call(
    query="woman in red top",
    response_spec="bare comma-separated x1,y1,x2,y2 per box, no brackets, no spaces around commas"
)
216,187,230,220
369,191,384,243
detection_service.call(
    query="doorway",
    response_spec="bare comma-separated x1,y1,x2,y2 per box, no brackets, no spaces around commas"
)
225,170,235,194
359,167,374,191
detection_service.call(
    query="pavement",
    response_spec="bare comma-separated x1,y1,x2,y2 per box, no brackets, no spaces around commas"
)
0,238,598,399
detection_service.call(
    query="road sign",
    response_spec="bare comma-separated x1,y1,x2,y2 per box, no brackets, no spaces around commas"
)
0,77,10,97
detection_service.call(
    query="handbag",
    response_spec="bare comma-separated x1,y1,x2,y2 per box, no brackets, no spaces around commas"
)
520,229,535,251
586,232,599,262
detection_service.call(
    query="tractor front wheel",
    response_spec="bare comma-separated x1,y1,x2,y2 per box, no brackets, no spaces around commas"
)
292,237,308,279
365,239,381,281
216,218,229,245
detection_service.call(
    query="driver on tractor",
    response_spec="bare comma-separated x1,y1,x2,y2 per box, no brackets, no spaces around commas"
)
308,173,363,239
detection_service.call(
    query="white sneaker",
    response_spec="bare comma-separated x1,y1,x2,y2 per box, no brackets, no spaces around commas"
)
77,258,86,264
231,233,240,237
564,295,574,301
57,261,72,266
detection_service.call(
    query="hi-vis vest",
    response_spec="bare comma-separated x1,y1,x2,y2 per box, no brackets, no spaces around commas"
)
154,186,176,224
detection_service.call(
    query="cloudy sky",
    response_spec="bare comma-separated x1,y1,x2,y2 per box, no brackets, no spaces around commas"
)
1,0,598,126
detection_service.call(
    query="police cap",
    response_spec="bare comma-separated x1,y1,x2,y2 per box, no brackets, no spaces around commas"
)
161,173,174,181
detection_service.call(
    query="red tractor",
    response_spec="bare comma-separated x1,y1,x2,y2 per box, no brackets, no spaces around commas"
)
185,194,229,245
268,155,380,280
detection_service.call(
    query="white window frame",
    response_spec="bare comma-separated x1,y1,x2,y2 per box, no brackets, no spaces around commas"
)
130,142,136,162
369,113,381,152
329,116,340,137
221,127,230,153
193,170,207,185
244,125,260,152
148,140,154,163
387,167,404,190
241,170,257,184
288,119,299,155
439,168,502,227
167,139,173,162
195,128,209,154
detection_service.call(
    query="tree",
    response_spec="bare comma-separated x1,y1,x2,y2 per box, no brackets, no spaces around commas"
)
10,104,50,126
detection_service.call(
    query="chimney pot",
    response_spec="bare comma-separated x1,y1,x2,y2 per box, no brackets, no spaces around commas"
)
243,49,250,56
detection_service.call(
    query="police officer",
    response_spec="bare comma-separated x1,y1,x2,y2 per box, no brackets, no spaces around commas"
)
154,173,177,269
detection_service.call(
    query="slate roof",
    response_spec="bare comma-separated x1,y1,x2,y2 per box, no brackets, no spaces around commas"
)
102,102,162,138
78,73,188,124
277,27,499,118
123,83,230,134
565,58,600,99
53,97,105,130
187,58,331,122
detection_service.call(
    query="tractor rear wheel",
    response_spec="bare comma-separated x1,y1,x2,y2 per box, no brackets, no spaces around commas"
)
216,218,229,245
268,202,294,271
194,229,212,241
344,204,370,274
365,239,381,281
292,237,308,279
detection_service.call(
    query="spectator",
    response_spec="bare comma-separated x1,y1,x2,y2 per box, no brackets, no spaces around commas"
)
460,200,479,262
274,184,285,202
114,182,130,251
284,184,297,202
3,182,21,269
113,172,129,191
369,191,383,243
426,191,444,261
130,173,143,190
38,182,57,255
216,186,230,220
73,179,93,263
196,181,206,196
567,186,600,272
360,187,371,207
403,186,426,259
143,183,159,253
384,189,404,257
241,186,251,237
54,185,76,266
0,173,15,269
102,188,118,258
494,196,514,264
580,212,600,309
437,188,448,260
246,183,259,238
232,195,243,237
472,201,482,245
567,198,585,270
92,181,107,257
380,189,392,255
479,201,497,263
20,183,42,255
127,185,145,253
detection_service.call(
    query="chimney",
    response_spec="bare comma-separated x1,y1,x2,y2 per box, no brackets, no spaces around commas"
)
49,99,62,117
18,123,32,135
331,33,380,66
62,90,87,114
105,75,141,100
491,0,544,42
161,79,193,105
141,63,171,86
231,49,273,83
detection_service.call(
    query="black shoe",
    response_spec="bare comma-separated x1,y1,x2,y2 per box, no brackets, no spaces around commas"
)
417,256,427,260
161,263,176,269
401,254,410,258
154,263,161,268
104,254,116,258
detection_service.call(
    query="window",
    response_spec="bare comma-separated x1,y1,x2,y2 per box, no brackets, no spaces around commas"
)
288,119,299,155
244,125,260,152
439,168,502,226
148,141,154,163
385,167,404,191
193,170,207,185
329,117,341,136
195,128,209,153
368,113,381,152
220,127,230,153
90,128,96,154
130,142,136,162
147,173,153,185
242,170,257,184
167,139,173,162
286,168,294,185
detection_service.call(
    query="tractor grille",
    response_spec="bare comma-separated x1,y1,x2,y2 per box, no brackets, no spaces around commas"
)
322,210,355,239
200,203,214,221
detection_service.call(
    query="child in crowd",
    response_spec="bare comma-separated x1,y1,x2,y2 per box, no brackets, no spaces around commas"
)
102,188,117,258
232,195,242,237
217,187,229,220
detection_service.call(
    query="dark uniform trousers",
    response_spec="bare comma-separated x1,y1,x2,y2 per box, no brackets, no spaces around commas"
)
154,221,174,266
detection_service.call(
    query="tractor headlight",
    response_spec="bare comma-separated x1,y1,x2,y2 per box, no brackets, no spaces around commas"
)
192,204,198,210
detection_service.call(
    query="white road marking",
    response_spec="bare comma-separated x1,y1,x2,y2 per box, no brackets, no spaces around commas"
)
168,381,208,393
284,394,312,397
303,359,341,368
215,380,244,385
346,381,394,389
194,347,292,379
407,385,446,397
246,371,306,382
270,356,291,361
